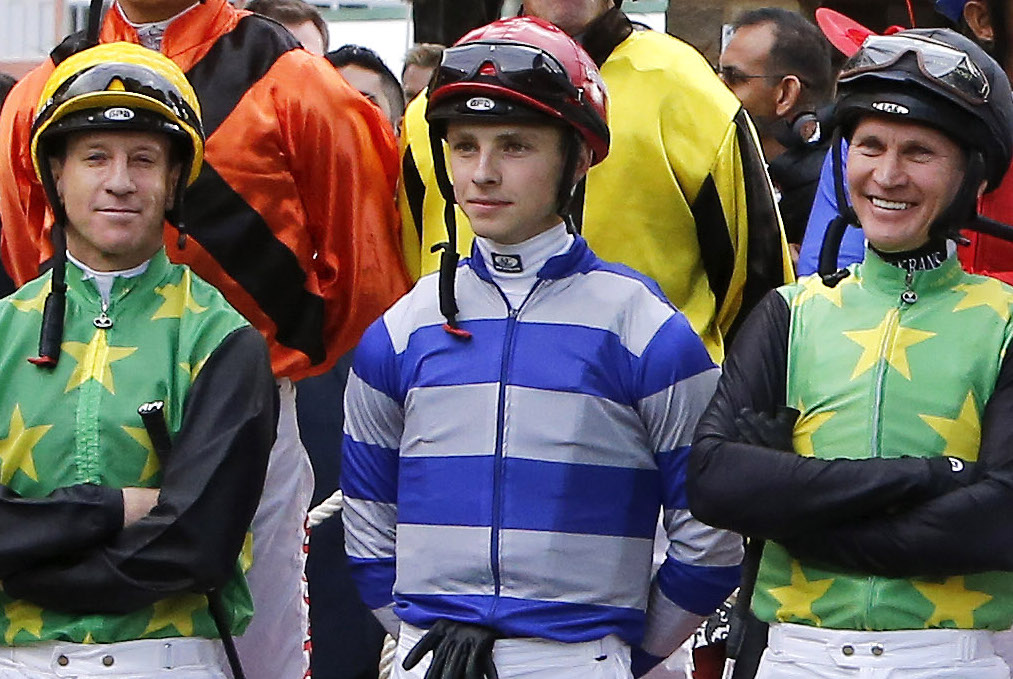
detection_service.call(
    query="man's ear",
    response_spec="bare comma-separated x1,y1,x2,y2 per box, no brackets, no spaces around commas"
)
774,75,802,119
49,157,66,201
978,178,989,199
965,1,994,43
572,142,594,184
164,163,182,210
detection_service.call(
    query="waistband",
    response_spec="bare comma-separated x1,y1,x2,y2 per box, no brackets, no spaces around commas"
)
768,623,998,668
399,623,628,666
0,638,226,674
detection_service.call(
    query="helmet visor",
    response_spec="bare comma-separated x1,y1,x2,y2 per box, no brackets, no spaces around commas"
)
432,42,581,106
841,34,990,105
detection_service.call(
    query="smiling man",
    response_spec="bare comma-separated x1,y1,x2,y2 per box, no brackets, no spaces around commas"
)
690,29,1013,679
342,16,742,679
0,42,275,678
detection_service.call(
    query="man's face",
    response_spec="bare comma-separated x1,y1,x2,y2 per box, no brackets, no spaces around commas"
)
339,65,396,127
52,130,180,271
522,0,613,36
286,20,325,56
402,63,434,103
116,0,198,23
848,117,966,253
447,121,573,245
719,22,780,126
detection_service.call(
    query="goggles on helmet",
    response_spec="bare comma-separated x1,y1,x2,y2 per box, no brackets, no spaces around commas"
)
840,34,990,105
431,41,583,106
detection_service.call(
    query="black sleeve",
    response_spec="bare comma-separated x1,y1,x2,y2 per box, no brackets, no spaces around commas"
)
0,484,122,577
4,327,278,613
688,290,967,541
779,347,1013,576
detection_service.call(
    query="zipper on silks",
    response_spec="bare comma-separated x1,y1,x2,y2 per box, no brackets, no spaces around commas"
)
488,281,542,620
864,270,917,624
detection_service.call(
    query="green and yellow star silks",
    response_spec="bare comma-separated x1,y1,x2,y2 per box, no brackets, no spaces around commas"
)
0,251,254,645
753,252,1013,631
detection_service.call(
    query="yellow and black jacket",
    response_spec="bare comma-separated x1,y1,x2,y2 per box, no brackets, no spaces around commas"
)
398,8,794,362
0,0,410,380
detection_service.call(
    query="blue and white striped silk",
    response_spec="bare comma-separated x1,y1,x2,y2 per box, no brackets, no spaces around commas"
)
342,237,742,657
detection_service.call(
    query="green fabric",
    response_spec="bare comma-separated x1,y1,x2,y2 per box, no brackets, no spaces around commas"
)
753,250,1013,631
0,250,254,644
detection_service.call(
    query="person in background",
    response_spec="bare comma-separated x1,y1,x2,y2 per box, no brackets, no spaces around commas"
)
719,7,834,258
246,0,329,55
0,1,410,678
326,45,405,130
401,42,444,103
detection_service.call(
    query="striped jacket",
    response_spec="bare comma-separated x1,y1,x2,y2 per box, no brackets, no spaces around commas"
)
342,237,742,655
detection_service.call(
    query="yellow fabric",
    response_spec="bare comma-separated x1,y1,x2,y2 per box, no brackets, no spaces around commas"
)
398,29,794,362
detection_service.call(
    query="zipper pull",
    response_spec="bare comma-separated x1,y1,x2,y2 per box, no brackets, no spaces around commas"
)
93,301,113,329
901,271,918,305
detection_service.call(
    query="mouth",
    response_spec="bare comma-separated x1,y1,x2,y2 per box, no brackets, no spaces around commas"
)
869,197,913,211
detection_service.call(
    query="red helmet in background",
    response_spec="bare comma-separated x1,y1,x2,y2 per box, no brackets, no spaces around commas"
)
426,16,610,164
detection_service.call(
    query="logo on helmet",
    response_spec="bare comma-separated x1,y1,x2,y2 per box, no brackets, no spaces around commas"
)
103,107,136,121
871,102,909,116
466,97,496,112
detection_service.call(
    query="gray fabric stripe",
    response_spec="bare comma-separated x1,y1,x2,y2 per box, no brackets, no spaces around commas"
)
403,383,499,457
344,370,403,449
641,583,705,658
664,509,744,567
396,523,494,596
499,529,653,609
343,498,397,560
522,271,675,357
504,386,651,468
637,369,720,452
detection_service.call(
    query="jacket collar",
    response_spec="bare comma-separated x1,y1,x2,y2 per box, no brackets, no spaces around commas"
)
468,235,596,283
577,6,633,67
857,246,964,298
105,0,243,70
67,248,173,303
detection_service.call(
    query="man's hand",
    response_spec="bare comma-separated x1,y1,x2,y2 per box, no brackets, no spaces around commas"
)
121,488,159,527
733,407,800,452
403,619,499,679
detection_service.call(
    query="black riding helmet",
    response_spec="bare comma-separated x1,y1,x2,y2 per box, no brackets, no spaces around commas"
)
818,28,1013,282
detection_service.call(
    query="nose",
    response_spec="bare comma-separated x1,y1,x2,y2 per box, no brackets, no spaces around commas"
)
104,154,136,195
872,150,907,189
471,148,500,186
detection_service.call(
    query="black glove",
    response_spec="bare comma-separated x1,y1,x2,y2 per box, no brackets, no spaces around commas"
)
733,407,800,452
403,619,499,679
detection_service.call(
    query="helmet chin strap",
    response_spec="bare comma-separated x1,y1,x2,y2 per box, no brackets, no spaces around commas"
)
819,128,858,287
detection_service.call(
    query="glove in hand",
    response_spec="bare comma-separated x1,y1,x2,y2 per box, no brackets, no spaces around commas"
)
734,406,800,452
403,619,499,679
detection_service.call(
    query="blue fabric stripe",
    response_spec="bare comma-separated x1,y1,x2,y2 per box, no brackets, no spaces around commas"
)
633,313,716,400
395,592,646,646
348,556,396,609
341,437,399,503
398,456,495,526
657,446,690,510
402,320,507,389
352,318,405,403
501,458,660,538
657,558,741,616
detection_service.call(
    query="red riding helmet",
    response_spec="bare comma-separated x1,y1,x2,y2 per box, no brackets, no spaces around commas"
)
426,16,610,164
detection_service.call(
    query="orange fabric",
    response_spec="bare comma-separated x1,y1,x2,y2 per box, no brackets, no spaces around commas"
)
964,166,1013,286
0,0,409,380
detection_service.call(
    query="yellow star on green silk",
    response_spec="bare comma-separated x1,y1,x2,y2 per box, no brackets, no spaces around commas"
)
919,392,980,461
952,279,1011,321
10,281,50,314
843,311,936,380
796,274,855,308
912,576,992,628
0,405,49,484
179,354,210,384
152,271,207,320
769,560,835,625
3,599,44,644
793,400,835,458
62,330,137,394
123,426,161,483
142,593,206,637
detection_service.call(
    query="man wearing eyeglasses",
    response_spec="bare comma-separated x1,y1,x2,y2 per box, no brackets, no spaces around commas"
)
719,8,834,255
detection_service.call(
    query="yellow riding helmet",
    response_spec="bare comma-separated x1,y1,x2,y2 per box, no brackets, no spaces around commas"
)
31,42,204,188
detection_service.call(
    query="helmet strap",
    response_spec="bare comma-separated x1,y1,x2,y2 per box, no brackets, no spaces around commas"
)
28,223,67,368
428,127,471,340
818,128,856,286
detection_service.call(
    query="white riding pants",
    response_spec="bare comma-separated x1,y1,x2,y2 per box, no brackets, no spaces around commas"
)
0,638,227,678
394,623,633,679
756,622,1010,678
232,379,314,679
